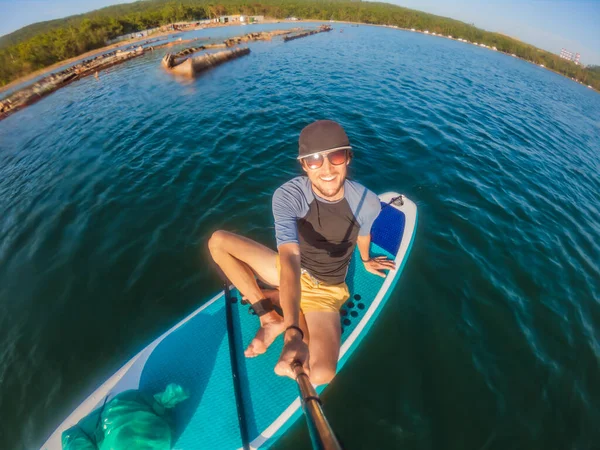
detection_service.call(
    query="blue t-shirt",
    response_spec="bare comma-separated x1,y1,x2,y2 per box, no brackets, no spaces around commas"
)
272,176,380,284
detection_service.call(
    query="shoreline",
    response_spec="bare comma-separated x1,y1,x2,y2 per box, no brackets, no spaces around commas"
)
0,19,284,95
0,22,314,121
332,19,597,92
0,29,184,95
1,18,596,99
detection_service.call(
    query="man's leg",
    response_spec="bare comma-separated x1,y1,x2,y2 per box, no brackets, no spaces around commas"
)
304,311,341,386
208,230,279,296
208,230,283,357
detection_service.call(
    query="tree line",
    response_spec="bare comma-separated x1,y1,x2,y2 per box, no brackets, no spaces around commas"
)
1,0,598,90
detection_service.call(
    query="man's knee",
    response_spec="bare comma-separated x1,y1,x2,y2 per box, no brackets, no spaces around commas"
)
208,230,229,256
309,364,336,386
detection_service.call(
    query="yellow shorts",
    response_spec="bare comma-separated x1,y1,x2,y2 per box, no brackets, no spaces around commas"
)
275,255,349,313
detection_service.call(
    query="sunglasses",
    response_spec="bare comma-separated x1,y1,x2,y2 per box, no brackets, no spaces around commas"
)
299,148,350,170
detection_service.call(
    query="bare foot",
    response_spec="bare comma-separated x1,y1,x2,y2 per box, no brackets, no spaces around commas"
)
244,311,285,358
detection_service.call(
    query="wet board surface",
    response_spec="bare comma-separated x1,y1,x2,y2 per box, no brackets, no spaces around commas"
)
42,192,417,450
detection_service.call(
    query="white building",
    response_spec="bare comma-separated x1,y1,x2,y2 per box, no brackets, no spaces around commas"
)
559,48,581,64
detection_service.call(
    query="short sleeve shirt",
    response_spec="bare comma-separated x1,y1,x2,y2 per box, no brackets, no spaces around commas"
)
272,176,380,284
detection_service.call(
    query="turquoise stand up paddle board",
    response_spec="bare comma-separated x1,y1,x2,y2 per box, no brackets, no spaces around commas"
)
42,192,417,450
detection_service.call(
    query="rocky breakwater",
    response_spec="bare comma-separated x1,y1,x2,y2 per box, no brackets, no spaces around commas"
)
0,47,145,121
162,47,251,77
161,29,299,78
223,29,298,47
1,27,332,120
283,25,332,42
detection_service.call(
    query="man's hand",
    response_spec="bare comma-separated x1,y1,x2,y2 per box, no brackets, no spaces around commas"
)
275,329,309,379
363,256,396,277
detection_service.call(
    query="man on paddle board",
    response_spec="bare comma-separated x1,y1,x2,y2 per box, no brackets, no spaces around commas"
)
209,120,395,385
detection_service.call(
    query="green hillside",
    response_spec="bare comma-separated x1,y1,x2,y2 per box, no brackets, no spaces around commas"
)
1,0,598,90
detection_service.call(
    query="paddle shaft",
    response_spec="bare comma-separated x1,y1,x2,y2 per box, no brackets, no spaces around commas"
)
224,281,251,450
292,362,343,450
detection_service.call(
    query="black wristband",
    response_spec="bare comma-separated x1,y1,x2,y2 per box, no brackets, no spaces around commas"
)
285,325,304,340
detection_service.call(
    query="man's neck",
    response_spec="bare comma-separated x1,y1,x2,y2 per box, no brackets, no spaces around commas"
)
311,183,345,203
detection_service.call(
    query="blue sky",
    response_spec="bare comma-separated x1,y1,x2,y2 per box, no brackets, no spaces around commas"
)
2,0,599,65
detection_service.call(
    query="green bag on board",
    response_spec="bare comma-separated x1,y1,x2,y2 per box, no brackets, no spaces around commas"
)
62,384,189,450
61,407,103,450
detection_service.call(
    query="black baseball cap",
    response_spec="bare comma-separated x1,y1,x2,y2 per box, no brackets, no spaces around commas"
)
298,120,352,159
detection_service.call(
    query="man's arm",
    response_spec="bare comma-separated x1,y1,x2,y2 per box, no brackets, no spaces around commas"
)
274,243,310,378
357,234,396,277
357,234,372,262
278,243,302,329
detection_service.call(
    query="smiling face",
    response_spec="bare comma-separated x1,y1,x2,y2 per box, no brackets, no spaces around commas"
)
301,149,350,201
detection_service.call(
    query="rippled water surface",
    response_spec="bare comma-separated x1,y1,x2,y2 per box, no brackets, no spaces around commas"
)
1,23,599,450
